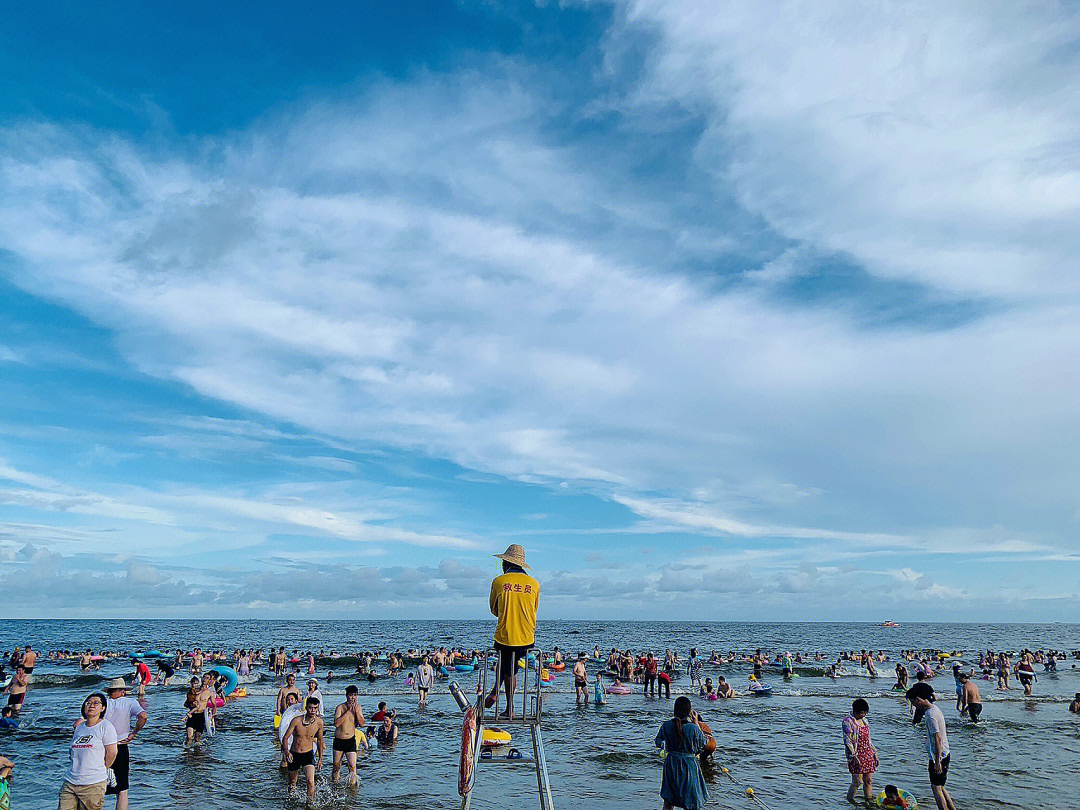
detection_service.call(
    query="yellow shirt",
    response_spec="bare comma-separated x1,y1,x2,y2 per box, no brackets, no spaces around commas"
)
489,571,540,647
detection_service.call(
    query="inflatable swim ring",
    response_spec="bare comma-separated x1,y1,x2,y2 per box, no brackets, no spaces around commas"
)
455,664,475,672
273,714,281,729
749,682,772,696
212,697,225,708
550,662,566,672
874,788,917,808
481,727,512,747
439,666,450,677
606,684,632,695
133,650,165,659
208,665,239,696
458,706,478,798
231,687,248,698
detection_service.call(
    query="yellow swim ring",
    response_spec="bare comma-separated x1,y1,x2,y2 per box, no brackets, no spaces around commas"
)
481,727,512,747
875,788,918,808
273,714,281,729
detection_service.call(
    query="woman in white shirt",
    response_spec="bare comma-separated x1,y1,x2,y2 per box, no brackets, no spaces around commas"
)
59,692,118,810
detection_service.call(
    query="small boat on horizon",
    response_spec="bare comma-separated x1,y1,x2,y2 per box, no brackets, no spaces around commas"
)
881,621,900,627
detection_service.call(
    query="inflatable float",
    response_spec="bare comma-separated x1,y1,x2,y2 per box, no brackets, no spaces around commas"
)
481,727,511,747
875,788,917,808
606,684,632,695
748,681,772,696
133,650,166,659
208,665,239,696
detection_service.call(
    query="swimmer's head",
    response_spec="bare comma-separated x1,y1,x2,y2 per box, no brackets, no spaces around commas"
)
345,685,358,698
884,784,900,798
285,693,300,706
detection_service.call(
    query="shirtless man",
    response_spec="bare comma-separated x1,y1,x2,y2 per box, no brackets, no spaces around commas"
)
959,672,982,723
283,697,324,802
332,685,365,786
79,650,94,670
1069,692,1080,714
183,674,215,746
3,666,29,714
277,673,301,715
573,654,589,705
20,645,37,674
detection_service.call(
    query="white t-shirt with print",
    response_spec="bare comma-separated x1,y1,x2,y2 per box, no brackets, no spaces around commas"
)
66,719,118,785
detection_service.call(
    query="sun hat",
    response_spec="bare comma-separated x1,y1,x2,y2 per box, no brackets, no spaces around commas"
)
493,543,530,569
106,678,128,691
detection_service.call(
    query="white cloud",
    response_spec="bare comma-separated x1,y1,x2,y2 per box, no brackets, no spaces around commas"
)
1,31,1078,578
618,0,1080,296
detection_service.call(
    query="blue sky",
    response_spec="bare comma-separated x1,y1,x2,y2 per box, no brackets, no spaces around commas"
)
2,1,1079,619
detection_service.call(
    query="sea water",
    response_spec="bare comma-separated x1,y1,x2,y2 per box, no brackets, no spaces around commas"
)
2,620,1078,809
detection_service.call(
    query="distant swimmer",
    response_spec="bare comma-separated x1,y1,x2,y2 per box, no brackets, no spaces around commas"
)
958,672,982,723
277,674,300,716
156,659,175,686
282,697,324,802
895,663,909,690
373,713,398,745
3,667,29,714
1016,656,1037,696
1069,693,1080,714
20,645,37,674
0,706,18,730
416,657,434,708
305,679,324,716
573,654,589,705
716,676,734,699
332,685,366,786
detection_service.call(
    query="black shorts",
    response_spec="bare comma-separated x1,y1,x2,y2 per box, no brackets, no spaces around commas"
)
929,754,950,786
288,749,315,771
575,678,587,688
22,667,33,674
105,744,129,794
333,736,357,753
1019,674,1033,686
967,703,982,722
186,713,206,732
495,643,530,680
6,693,24,707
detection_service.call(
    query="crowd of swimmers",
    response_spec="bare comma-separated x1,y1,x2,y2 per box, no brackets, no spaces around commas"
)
1,641,1079,809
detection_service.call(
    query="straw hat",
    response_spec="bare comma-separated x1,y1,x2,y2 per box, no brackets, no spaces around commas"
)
106,678,128,691
493,543,530,569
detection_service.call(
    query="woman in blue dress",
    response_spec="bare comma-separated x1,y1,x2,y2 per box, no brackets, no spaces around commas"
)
654,696,709,810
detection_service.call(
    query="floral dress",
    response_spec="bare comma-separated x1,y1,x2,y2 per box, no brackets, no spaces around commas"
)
842,716,878,775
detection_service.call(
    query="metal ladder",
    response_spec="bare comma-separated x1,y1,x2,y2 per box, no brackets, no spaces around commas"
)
456,647,554,810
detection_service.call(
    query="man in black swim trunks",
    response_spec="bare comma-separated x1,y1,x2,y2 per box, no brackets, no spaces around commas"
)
282,697,324,802
958,673,982,723
332,686,365,786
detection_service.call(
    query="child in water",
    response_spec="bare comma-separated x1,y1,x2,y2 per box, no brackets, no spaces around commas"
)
880,784,908,808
